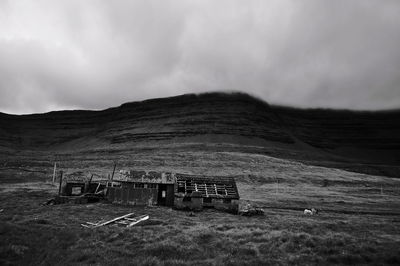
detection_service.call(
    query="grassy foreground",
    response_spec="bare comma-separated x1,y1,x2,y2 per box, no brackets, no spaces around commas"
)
1,150,400,265
1,189,399,266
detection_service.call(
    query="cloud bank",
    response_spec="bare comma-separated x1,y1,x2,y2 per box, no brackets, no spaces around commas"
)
0,0,399,113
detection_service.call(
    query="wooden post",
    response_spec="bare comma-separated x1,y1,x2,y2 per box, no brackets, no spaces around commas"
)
94,183,101,194
84,174,94,193
52,162,57,183
58,170,63,196
111,163,116,181
88,174,94,185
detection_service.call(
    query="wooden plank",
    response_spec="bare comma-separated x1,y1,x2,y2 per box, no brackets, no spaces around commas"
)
124,218,138,221
93,212,135,227
127,215,149,227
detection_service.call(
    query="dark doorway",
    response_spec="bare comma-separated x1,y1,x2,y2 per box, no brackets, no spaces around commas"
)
158,184,167,206
157,184,174,206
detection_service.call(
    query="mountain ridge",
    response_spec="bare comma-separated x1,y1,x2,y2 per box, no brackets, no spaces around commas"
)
2,91,399,117
0,92,399,177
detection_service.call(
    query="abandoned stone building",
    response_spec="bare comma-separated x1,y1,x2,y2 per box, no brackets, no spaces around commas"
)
60,170,240,212
174,173,239,213
105,171,240,213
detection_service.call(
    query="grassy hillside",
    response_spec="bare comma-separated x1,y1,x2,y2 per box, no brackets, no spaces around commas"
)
0,92,399,177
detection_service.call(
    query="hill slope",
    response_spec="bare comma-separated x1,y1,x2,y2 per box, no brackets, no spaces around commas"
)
0,92,399,177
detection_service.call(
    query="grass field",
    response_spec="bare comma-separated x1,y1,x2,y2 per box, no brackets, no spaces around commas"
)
1,150,400,265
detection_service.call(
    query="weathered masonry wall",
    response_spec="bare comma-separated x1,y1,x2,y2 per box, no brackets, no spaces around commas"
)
174,174,240,213
174,191,203,211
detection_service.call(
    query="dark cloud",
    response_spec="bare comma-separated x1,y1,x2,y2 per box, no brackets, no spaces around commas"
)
0,0,399,114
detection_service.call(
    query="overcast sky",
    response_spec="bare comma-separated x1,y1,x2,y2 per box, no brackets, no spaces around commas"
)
0,0,399,114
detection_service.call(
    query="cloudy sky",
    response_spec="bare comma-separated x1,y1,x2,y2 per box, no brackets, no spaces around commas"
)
0,0,399,114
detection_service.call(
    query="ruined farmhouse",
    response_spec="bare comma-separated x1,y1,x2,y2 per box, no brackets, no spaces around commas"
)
68,170,240,213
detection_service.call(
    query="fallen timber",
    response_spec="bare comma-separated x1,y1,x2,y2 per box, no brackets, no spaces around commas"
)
81,213,149,228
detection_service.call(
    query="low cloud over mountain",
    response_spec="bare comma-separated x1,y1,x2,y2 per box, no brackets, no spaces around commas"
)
1,0,399,114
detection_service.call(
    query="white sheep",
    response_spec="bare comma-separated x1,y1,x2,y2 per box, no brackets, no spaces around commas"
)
304,208,318,215
304,209,312,215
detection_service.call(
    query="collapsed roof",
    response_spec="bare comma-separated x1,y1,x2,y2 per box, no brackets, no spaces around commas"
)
176,174,239,199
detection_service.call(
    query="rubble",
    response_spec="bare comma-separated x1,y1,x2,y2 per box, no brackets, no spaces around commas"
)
238,204,265,216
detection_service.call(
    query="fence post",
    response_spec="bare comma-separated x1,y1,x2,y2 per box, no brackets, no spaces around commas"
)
58,170,63,196
111,163,117,181
52,162,57,183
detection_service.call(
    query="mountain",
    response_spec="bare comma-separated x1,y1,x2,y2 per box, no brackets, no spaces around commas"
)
0,92,399,177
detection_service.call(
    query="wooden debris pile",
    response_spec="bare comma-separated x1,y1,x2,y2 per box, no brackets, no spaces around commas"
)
81,213,149,228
